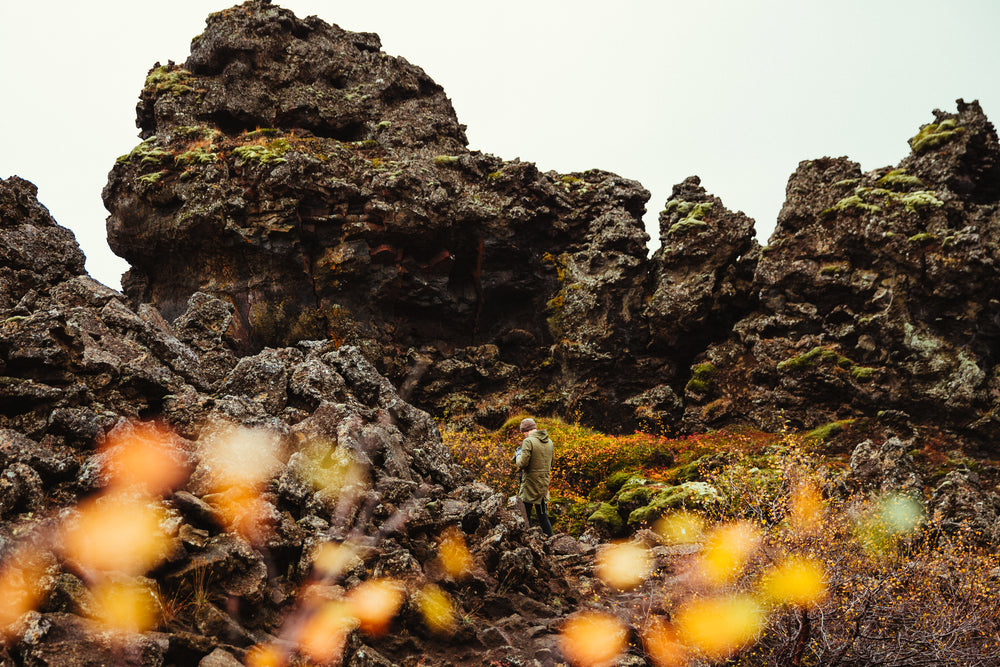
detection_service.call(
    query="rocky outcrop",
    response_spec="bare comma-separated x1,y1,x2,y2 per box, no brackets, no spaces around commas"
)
105,2,1000,448
682,100,1000,444
103,0,753,432
0,174,596,665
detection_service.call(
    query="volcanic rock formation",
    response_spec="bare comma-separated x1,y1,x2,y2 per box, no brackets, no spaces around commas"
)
1,174,598,665
3,1,1000,663
103,0,755,432
103,2,1000,450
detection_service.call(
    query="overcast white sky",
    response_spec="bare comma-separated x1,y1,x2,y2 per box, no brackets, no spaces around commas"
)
2,1,999,291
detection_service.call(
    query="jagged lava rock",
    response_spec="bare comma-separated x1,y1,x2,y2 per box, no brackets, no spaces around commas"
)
3,174,591,665
104,0,725,429
682,100,1000,444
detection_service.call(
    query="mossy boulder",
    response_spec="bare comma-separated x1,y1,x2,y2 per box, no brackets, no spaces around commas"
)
587,502,626,537
626,481,720,528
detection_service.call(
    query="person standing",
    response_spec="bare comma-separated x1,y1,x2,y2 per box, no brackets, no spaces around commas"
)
515,417,554,536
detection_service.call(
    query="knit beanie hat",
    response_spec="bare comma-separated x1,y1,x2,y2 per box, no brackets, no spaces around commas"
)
519,418,537,432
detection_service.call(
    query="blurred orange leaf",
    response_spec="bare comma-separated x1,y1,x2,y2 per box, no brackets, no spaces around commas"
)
100,420,189,496
642,617,689,667
347,578,404,636
559,611,628,667
62,494,171,576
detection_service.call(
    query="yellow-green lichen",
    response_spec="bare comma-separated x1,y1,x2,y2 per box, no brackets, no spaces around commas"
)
804,419,855,444
899,191,944,213
145,65,196,96
685,362,717,394
665,200,713,235
821,189,882,217
819,262,850,276
137,170,167,185
777,346,852,373
909,118,965,153
832,178,860,188
233,138,291,166
116,139,172,167
877,169,924,190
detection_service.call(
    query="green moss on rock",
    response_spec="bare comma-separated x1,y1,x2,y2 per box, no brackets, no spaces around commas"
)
117,139,173,167
233,139,291,166
877,169,924,190
685,362,717,394
626,481,720,527
900,191,944,213
851,366,877,382
804,419,855,444
777,346,852,373
821,194,881,217
175,147,218,166
144,65,196,96
587,502,625,536
909,119,965,153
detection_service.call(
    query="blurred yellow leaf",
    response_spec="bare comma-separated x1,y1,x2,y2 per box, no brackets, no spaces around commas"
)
788,482,824,534
438,527,474,579
62,495,171,576
416,584,456,635
347,578,404,636
595,541,653,591
642,617,689,667
91,579,159,632
297,442,368,497
655,512,704,545
675,594,763,661
760,556,828,608
559,611,628,667
697,522,760,586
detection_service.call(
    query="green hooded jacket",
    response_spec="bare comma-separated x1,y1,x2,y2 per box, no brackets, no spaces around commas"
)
516,429,554,503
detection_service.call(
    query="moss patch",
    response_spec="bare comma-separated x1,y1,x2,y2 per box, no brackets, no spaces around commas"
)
144,65,197,96
233,138,291,166
117,139,172,168
626,481,720,527
685,362,717,394
777,346,852,373
851,366,878,382
804,419,855,444
877,169,924,190
909,119,965,153
587,502,625,536
899,191,944,213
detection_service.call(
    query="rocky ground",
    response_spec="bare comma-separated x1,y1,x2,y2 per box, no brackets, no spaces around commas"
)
3,0,1000,664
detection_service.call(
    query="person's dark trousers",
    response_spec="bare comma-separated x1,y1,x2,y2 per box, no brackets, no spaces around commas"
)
525,499,554,536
